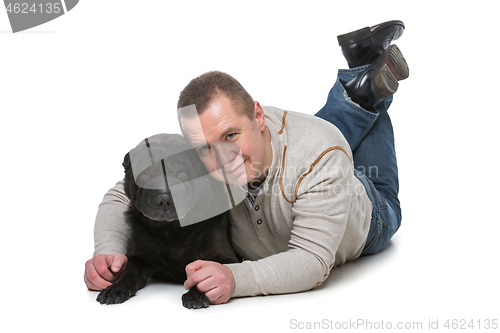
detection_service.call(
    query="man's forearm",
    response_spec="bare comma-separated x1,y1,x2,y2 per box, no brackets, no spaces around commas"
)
93,179,132,256
225,248,329,297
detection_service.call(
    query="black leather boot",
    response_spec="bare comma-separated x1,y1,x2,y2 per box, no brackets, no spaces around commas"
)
344,44,409,109
338,20,405,68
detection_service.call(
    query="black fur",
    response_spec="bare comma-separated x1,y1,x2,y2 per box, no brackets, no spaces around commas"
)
96,134,239,309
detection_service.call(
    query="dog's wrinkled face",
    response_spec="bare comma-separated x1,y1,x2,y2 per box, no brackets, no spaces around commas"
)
123,134,207,222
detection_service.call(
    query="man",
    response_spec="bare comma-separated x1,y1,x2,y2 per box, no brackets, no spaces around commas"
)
85,20,408,305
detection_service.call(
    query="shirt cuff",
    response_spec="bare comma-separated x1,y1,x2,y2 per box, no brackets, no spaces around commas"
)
225,261,260,298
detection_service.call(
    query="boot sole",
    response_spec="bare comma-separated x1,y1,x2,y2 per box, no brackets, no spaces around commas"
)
337,20,405,46
388,45,409,80
373,45,409,98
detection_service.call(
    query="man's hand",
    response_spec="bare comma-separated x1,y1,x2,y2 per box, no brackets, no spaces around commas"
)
84,254,127,291
184,260,235,305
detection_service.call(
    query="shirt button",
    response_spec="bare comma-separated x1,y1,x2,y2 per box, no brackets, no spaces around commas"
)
255,205,259,211
256,219,263,225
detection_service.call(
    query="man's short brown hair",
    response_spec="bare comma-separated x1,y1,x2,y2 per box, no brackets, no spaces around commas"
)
177,71,254,123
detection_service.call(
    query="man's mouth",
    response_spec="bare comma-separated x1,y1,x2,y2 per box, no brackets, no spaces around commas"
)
227,159,245,174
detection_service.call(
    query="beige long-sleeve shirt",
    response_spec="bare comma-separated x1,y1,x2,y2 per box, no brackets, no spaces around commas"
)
93,106,372,297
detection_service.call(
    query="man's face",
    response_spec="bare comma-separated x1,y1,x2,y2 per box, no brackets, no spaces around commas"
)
181,94,270,188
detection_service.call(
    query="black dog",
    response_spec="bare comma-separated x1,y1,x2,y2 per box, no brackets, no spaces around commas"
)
96,134,239,309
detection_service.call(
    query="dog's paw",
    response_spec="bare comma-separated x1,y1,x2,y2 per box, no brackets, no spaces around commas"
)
182,288,210,309
96,284,132,305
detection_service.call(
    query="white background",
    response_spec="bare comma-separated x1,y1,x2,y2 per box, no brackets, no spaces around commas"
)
1,1,498,332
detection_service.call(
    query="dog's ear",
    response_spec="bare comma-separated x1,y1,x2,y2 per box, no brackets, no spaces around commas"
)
122,152,131,173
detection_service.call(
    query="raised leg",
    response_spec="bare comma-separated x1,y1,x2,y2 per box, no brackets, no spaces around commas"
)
315,67,401,255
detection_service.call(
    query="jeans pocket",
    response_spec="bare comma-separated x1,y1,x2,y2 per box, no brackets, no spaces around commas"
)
354,169,387,212
361,216,381,255
361,202,399,256
362,214,391,255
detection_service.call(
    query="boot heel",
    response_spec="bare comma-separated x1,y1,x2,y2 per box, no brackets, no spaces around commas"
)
388,45,409,80
376,65,399,99
381,65,399,93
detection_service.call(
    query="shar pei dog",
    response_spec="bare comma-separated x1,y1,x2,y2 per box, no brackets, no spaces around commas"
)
96,133,240,309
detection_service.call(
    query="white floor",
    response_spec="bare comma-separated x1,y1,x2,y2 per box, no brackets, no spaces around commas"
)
53,224,499,332
2,1,499,332
11,213,498,332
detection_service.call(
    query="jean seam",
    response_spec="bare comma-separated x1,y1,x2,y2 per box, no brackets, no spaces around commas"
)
375,193,388,212
354,169,387,212
338,65,370,75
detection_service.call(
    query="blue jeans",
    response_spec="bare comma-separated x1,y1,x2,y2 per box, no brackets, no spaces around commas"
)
314,66,402,256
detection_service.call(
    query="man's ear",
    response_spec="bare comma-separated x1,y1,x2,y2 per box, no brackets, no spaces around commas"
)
254,101,266,131
122,152,131,173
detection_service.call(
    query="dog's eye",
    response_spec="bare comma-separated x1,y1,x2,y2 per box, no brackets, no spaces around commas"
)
165,162,183,174
167,162,190,181
136,171,150,184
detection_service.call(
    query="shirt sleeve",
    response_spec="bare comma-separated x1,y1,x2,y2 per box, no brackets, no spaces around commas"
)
93,179,132,256
225,149,355,297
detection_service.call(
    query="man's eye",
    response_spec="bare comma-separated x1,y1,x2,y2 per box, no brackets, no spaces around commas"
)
226,133,236,140
197,145,209,155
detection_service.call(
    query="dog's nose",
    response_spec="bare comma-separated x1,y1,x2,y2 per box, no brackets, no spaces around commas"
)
156,194,173,208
